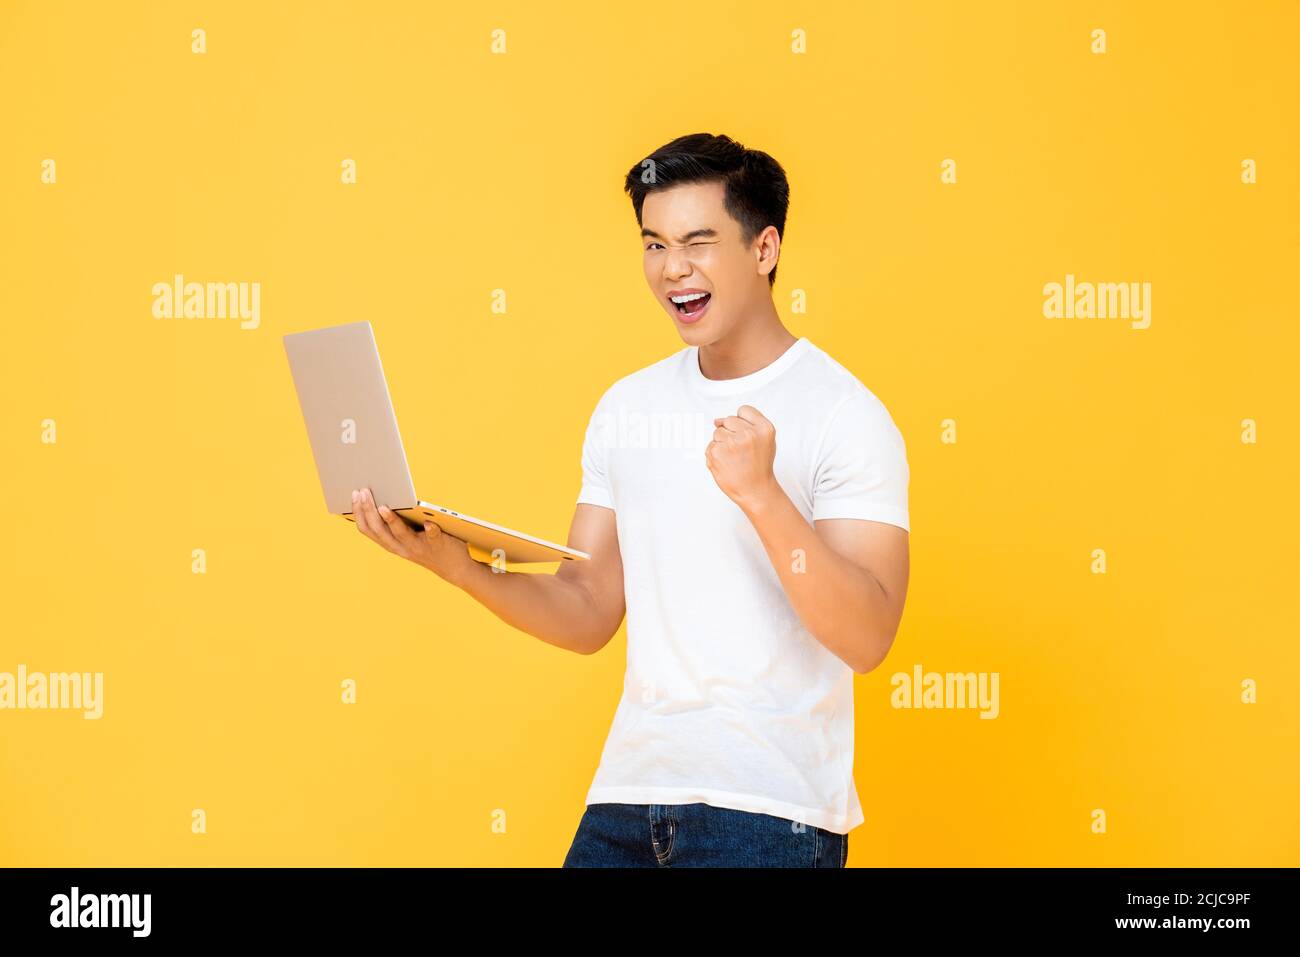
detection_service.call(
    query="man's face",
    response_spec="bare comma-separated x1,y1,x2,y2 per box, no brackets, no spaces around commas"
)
640,181,771,345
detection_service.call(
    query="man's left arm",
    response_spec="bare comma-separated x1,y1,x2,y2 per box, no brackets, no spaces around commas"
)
707,404,910,674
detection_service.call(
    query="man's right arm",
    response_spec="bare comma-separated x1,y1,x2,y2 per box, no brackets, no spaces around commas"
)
352,487,624,656
450,502,624,655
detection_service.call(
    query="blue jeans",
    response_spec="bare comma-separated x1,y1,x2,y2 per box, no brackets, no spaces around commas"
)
562,802,848,867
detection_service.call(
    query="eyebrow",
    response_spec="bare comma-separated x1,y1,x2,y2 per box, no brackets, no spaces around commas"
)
640,227,719,243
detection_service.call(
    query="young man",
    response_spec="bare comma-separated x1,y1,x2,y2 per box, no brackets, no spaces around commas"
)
350,133,910,868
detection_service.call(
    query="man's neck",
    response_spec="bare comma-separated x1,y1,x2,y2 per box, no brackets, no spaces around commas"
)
697,297,797,381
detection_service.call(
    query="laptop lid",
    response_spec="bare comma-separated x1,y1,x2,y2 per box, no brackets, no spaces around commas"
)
283,320,418,514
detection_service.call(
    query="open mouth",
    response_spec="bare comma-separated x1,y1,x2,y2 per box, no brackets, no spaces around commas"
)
669,291,712,322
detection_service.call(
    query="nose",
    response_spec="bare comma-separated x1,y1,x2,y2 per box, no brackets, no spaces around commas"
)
663,247,693,282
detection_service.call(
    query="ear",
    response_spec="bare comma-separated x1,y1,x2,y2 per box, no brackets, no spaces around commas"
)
754,224,781,279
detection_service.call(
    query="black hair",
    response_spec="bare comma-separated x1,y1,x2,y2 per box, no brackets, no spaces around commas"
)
624,133,789,287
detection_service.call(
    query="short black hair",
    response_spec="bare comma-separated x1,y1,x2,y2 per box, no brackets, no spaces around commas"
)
624,133,790,287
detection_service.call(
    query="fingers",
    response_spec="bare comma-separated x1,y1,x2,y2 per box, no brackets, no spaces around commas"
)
352,488,404,552
714,415,744,433
712,406,774,447
377,503,419,549
351,488,382,539
715,406,773,428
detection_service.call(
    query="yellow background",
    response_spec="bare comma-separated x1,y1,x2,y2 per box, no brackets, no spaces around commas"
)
2,1,1297,866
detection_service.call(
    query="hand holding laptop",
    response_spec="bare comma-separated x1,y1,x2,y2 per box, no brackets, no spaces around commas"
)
282,321,590,568
349,486,479,584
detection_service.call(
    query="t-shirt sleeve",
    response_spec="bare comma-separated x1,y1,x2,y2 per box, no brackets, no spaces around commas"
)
810,389,910,530
576,391,615,510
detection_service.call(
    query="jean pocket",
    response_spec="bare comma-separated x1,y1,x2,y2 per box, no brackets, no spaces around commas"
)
813,826,847,868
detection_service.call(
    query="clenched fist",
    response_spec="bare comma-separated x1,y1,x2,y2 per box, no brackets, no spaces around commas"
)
705,404,781,511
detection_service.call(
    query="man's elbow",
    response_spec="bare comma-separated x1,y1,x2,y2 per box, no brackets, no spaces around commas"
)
576,633,611,656
575,617,623,656
849,626,900,675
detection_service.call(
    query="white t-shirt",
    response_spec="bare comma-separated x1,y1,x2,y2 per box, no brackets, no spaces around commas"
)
575,335,910,834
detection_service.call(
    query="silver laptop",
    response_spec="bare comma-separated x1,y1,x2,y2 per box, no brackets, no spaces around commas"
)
283,321,589,564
